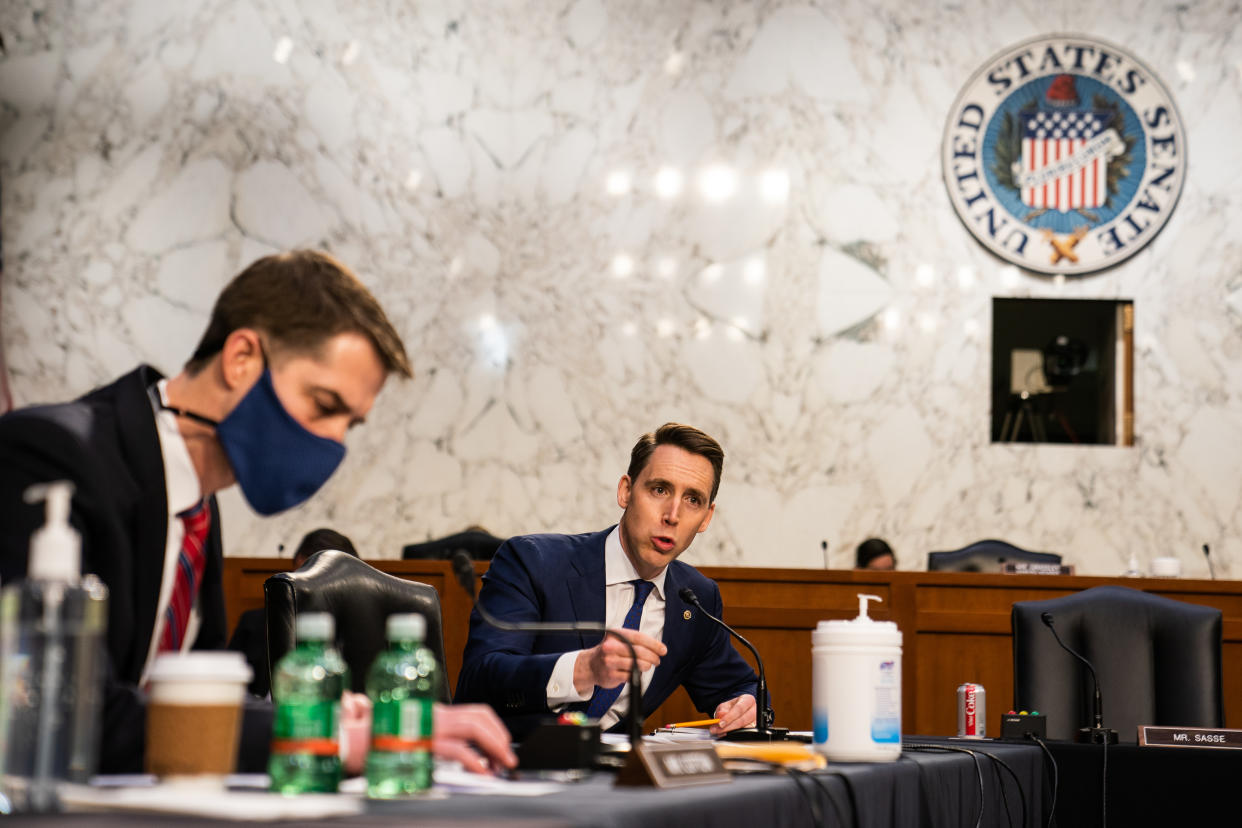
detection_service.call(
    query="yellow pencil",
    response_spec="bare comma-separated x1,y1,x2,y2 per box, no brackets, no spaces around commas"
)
665,718,720,728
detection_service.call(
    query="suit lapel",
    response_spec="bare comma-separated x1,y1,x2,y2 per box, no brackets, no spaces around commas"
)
648,565,692,708
115,367,171,672
565,532,607,649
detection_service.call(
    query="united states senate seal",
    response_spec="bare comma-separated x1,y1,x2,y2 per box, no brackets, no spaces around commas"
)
942,35,1186,276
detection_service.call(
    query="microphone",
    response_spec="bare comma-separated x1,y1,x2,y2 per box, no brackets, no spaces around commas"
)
449,551,644,747
679,587,787,741
1039,612,1117,744
1204,544,1215,580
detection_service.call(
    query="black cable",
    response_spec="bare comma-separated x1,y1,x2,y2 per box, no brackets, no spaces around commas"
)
973,748,1027,828
785,767,826,827
801,769,854,828
1028,735,1058,828
723,758,823,826
1101,738,1108,828
904,743,985,828
784,765,824,826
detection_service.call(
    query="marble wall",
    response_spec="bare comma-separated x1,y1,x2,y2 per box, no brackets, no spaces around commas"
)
1,0,1239,577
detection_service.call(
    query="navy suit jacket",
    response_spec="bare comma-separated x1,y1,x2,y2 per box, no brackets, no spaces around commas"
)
454,528,759,738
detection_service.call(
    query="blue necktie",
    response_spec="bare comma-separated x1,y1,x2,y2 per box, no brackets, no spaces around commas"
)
586,579,655,720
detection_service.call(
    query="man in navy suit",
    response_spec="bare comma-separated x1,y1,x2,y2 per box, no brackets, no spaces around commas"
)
456,423,759,739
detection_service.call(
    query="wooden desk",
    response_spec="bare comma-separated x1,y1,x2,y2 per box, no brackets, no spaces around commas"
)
221,560,1242,736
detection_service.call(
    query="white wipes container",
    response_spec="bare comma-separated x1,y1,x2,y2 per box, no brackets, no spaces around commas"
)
812,594,902,762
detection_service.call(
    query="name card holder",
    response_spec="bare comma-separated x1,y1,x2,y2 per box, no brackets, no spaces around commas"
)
1138,726,1242,749
616,742,730,788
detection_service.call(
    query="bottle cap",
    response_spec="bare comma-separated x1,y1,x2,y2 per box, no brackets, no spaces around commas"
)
296,612,334,641
387,612,426,641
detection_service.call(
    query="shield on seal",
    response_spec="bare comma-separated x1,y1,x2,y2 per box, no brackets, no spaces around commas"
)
1016,74,1124,211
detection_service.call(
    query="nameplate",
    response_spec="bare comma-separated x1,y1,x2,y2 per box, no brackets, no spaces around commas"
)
1002,562,1074,575
1139,726,1242,749
616,742,730,788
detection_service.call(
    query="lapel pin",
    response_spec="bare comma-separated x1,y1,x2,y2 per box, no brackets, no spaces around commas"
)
683,610,692,620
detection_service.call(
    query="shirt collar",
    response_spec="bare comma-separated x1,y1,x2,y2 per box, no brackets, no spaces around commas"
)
604,525,667,600
149,379,203,516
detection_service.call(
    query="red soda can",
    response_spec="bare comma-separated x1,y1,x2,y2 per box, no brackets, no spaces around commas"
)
957,682,986,738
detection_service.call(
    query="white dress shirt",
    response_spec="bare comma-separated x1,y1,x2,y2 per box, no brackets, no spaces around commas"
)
140,380,205,685
545,526,666,731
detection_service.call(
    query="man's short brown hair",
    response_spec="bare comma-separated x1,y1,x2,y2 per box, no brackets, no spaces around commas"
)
185,250,412,378
626,423,725,503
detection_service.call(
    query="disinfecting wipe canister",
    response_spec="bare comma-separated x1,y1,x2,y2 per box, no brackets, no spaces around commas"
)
812,594,902,762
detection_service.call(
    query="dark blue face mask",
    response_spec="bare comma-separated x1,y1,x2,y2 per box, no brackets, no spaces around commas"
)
161,368,346,515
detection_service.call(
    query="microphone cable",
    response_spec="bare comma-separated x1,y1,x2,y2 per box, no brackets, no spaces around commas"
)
1027,734,1059,828
798,768,856,828
1100,736,1109,828
903,743,986,828
728,758,852,828
723,758,823,826
972,747,1026,828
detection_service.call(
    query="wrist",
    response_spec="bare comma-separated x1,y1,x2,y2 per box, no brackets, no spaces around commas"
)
572,649,595,695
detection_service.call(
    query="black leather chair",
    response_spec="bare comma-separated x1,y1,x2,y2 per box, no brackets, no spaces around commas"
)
402,529,504,561
265,550,451,702
1011,585,1223,741
927,539,1061,573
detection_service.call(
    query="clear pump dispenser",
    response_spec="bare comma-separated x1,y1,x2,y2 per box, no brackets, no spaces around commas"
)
0,482,109,813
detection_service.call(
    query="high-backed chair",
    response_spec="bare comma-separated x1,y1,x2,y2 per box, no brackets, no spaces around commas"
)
928,539,1061,573
402,528,504,561
1011,585,1223,741
265,550,450,702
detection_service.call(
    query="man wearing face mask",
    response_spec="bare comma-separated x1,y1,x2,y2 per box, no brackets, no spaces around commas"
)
0,251,516,776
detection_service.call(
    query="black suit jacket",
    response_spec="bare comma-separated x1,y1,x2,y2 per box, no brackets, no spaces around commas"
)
0,366,243,772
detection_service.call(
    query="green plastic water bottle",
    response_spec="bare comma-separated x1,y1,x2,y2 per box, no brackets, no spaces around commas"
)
268,613,348,793
365,613,438,797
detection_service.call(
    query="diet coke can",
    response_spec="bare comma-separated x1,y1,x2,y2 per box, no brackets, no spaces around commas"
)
957,682,986,738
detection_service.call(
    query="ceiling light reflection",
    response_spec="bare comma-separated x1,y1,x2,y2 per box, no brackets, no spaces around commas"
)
656,257,678,279
915,264,935,287
882,308,901,331
611,254,635,278
605,170,632,196
759,168,790,203
342,40,360,66
656,318,676,338
698,164,738,202
273,36,294,64
700,264,723,283
744,258,765,284
664,52,686,76
654,166,684,199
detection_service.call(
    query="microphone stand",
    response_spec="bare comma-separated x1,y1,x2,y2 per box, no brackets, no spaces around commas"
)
1204,544,1215,580
1040,612,1118,744
680,588,787,741
450,553,644,748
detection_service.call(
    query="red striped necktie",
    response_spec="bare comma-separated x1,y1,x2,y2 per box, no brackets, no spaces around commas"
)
159,501,211,652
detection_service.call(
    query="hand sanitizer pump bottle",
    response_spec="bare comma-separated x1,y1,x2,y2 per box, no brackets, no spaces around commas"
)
0,482,109,813
812,594,903,762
